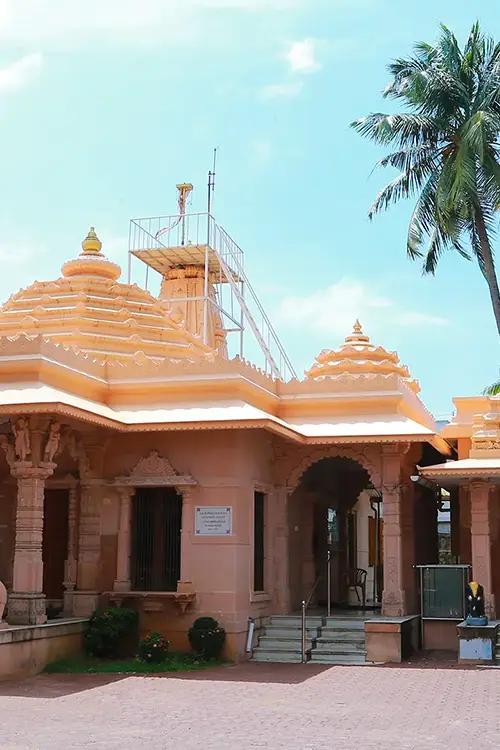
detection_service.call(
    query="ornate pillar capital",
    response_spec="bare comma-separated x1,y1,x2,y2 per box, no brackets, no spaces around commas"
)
469,480,495,494
0,416,63,473
117,486,135,500
11,462,55,481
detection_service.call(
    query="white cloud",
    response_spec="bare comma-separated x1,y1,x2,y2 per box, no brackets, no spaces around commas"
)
250,139,273,165
399,311,449,327
259,81,303,100
0,0,304,44
277,278,448,336
0,53,43,94
0,242,40,265
284,38,322,73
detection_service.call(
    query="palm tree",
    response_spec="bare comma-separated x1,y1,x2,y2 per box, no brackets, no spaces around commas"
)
484,380,500,395
351,23,500,335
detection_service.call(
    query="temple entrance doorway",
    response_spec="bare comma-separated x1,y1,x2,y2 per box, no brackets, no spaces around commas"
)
42,489,69,608
288,456,382,612
131,488,182,591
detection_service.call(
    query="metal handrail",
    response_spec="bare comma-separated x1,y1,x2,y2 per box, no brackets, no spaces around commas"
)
301,574,322,663
301,551,333,663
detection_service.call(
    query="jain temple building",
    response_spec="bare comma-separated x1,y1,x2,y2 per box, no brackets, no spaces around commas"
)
0,188,499,676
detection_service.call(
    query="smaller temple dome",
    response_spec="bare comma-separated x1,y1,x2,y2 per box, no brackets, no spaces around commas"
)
305,320,420,392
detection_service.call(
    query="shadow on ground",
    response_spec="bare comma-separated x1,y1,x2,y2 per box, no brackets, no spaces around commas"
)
0,663,335,698
0,654,484,699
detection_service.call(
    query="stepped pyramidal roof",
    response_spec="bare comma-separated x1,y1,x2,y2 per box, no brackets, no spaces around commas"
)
0,228,214,365
305,320,420,393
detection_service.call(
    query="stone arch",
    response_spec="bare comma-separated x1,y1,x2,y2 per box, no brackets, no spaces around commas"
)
286,445,381,494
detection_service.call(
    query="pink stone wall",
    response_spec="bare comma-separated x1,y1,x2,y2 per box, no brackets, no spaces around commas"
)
99,429,277,659
0,483,15,590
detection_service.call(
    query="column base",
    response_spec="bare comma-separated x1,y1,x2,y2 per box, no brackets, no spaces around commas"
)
113,580,131,593
72,591,100,617
63,588,76,617
7,593,47,625
381,589,407,617
486,594,496,620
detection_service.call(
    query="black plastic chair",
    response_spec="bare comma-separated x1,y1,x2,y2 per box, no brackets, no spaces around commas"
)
348,568,367,608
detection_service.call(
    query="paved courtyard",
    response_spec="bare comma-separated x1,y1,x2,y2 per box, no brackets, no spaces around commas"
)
1,663,500,749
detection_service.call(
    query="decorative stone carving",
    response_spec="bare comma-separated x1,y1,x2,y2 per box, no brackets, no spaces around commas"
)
115,450,196,488
12,417,31,461
131,450,177,478
0,434,15,467
43,421,61,462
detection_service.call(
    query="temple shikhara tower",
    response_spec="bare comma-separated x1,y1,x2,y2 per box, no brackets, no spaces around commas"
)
0,186,498,676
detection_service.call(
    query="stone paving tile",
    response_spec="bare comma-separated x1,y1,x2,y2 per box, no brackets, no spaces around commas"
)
0,664,499,749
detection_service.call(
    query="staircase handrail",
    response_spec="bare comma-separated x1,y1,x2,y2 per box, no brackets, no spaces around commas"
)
301,572,324,663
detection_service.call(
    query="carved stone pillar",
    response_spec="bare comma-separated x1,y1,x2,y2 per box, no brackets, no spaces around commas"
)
63,486,79,615
179,487,194,587
8,462,55,624
73,484,102,616
273,487,290,613
114,487,134,592
381,446,406,617
470,481,496,618
301,491,316,597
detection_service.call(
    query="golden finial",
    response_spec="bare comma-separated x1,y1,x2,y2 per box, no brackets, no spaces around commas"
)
81,227,102,255
344,318,369,345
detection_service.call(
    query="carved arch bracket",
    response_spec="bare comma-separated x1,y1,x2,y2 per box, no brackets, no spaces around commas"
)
114,449,196,488
286,445,382,494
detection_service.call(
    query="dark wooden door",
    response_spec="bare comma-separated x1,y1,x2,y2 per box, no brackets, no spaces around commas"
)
131,488,182,591
43,489,69,599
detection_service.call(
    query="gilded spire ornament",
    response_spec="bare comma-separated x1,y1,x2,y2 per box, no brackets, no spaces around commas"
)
81,227,103,255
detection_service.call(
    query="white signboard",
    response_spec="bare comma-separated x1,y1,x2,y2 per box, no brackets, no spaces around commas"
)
195,506,232,536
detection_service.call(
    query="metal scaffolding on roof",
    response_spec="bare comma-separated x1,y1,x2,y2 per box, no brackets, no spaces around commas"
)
128,210,297,382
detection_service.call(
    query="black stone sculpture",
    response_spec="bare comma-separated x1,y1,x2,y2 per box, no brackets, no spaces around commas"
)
465,581,488,626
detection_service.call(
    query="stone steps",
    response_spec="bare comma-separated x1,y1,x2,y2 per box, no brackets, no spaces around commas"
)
320,629,365,642
256,638,315,651
251,614,368,665
311,652,367,665
263,627,321,639
251,650,311,663
323,618,365,630
315,641,365,653
268,616,323,628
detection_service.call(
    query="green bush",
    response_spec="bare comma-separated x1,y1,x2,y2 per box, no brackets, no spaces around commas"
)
188,616,226,659
138,631,170,663
84,607,139,658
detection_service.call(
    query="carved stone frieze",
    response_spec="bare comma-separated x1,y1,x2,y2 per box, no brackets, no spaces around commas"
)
115,450,196,488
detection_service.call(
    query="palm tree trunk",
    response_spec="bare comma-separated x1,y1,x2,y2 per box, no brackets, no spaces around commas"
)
475,207,500,336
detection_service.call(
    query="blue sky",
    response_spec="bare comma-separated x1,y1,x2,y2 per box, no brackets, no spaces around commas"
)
0,0,498,417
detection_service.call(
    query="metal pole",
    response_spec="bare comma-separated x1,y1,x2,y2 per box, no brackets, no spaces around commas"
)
203,241,209,345
373,504,379,604
127,221,132,284
327,549,331,618
301,600,306,663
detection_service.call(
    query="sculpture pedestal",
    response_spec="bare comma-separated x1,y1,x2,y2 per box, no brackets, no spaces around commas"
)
457,621,499,664
7,593,47,625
